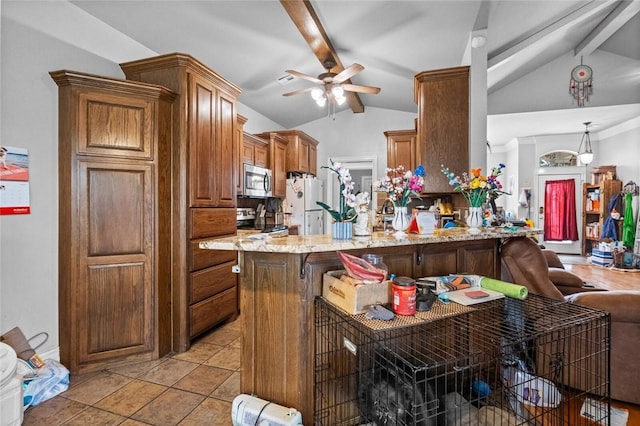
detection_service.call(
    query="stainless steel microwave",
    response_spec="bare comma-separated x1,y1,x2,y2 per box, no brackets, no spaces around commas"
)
243,164,272,198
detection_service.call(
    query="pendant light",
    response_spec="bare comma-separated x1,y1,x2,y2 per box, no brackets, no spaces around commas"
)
577,121,594,165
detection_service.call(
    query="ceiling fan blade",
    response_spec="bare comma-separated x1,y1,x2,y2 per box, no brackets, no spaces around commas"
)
282,87,314,97
285,69,322,84
342,83,380,94
333,63,364,84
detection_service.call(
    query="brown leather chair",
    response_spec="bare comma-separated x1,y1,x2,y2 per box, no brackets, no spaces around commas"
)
500,237,640,404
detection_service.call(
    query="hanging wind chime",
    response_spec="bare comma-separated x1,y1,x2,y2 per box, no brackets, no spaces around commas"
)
569,57,593,107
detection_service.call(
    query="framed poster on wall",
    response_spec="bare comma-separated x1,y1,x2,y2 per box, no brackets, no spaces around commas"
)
0,146,31,215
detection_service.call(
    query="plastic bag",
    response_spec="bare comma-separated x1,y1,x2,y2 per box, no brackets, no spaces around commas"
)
23,359,69,408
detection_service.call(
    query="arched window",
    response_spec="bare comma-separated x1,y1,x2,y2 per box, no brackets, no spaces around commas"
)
539,151,578,167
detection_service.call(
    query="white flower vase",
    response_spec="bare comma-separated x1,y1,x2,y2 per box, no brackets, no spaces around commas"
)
466,206,483,234
391,206,411,235
332,221,353,239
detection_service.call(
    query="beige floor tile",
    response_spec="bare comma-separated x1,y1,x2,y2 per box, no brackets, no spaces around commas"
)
61,406,126,425
68,370,104,388
229,337,241,349
131,388,204,425
137,358,199,386
172,340,225,364
204,345,241,371
107,357,170,378
94,379,167,417
22,397,87,425
210,371,240,402
119,419,150,426
198,325,241,347
173,365,234,395
178,397,233,425
61,371,132,405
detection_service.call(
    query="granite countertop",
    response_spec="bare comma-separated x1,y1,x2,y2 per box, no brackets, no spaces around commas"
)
201,227,541,254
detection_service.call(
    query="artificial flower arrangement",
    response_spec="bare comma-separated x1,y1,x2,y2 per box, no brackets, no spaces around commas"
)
373,165,426,207
440,163,507,207
316,159,356,222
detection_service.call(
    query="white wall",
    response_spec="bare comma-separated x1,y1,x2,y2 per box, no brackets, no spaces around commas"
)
298,106,416,179
0,14,296,355
0,17,125,354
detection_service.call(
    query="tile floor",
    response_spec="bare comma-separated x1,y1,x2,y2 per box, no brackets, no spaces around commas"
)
23,317,241,425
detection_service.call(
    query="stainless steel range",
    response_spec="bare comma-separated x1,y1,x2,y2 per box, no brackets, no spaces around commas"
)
236,208,256,229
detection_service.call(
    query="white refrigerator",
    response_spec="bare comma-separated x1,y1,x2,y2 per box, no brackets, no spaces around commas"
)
285,177,325,235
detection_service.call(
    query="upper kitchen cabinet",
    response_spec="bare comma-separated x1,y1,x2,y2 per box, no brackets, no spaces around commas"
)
385,129,417,172
414,66,469,193
262,130,319,176
121,53,241,208
121,53,241,352
255,132,288,198
50,70,175,373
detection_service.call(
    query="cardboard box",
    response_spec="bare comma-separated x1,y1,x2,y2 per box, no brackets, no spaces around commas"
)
322,270,391,314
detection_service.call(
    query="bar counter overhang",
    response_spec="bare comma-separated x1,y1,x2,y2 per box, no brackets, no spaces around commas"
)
200,228,540,422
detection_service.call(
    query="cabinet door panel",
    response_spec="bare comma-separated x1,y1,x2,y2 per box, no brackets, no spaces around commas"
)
241,143,254,166
216,92,236,207
254,144,268,167
82,262,152,362
78,161,154,364
78,91,153,160
190,208,236,239
420,248,458,276
271,140,287,198
190,287,237,337
189,75,217,206
190,261,236,304
84,165,149,256
190,239,237,271
309,144,317,176
386,130,417,171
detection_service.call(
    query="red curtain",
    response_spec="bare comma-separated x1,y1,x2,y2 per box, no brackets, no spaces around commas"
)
544,179,579,241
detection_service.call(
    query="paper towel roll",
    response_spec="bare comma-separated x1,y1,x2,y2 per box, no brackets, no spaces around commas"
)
480,277,528,299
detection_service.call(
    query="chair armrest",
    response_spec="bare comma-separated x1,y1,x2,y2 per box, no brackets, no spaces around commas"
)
566,291,640,323
542,250,565,269
548,267,584,290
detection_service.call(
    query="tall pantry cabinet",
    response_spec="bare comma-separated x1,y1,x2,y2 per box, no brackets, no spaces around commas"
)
121,53,241,351
51,71,176,373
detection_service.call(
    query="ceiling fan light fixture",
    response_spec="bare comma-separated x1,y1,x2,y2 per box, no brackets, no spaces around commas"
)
315,96,327,107
310,86,324,101
331,85,344,97
577,121,594,165
335,94,346,106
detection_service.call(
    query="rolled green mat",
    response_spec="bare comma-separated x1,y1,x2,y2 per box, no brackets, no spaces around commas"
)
480,277,528,299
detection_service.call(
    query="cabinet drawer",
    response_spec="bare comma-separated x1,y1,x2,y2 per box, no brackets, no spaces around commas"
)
190,261,236,304
190,238,237,271
190,287,237,338
191,208,236,239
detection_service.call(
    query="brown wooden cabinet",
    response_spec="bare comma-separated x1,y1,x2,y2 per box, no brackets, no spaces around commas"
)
235,115,248,195
255,132,289,198
259,130,319,175
385,129,417,171
582,179,622,255
414,66,469,193
51,70,175,374
237,129,269,196
121,53,241,351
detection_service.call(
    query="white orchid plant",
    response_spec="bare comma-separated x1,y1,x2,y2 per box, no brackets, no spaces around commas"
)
317,159,356,222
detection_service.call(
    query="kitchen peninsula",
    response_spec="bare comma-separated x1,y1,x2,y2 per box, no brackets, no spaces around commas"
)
200,229,538,422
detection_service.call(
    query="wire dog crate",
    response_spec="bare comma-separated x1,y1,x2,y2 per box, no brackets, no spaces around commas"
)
315,294,610,425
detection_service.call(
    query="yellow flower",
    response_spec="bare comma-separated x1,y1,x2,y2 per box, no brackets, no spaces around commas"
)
470,179,480,189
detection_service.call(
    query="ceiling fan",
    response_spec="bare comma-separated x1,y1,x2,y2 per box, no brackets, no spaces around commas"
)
283,60,380,107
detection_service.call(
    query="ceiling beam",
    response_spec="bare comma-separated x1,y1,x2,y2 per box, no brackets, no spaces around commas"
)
280,0,365,113
575,0,640,57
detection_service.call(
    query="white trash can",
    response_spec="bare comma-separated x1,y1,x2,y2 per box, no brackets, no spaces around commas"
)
0,342,23,426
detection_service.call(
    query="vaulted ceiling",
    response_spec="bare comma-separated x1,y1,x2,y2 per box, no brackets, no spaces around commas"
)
5,0,639,145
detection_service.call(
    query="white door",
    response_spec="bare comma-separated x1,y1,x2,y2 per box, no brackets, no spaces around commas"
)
303,178,324,211
536,172,583,254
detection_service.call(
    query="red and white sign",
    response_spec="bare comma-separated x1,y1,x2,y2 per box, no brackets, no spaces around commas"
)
0,146,31,215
